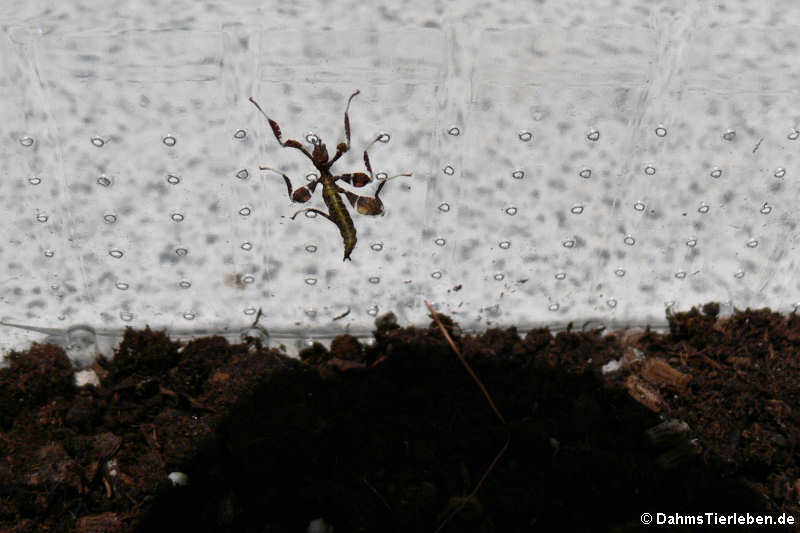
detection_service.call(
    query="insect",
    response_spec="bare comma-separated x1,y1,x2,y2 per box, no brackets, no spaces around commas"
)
249,90,411,261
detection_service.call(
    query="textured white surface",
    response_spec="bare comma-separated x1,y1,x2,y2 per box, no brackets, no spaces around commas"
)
2,1,800,356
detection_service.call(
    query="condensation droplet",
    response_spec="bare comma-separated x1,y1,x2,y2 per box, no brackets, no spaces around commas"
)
499,240,511,249
376,172,388,180
431,271,442,279
698,202,710,214
44,250,55,258
579,168,592,179
734,269,745,279
505,206,518,216
438,202,451,213
614,268,626,277
443,165,454,175
28,176,41,185
367,305,380,316
562,239,575,248
788,128,800,141
675,271,687,279
183,312,196,320
304,277,318,286
371,242,384,251
19,136,34,147
171,212,184,222
722,129,736,141
115,281,129,290
303,210,316,218
760,203,772,215
555,271,566,280
238,207,252,216
378,133,391,143
434,238,446,246
179,280,192,289
633,201,646,212
586,129,600,142
176,248,188,256
233,129,247,139
305,173,318,182
623,234,636,246
518,130,533,142
242,275,254,285
236,169,249,180
166,173,180,185
304,309,317,319
686,238,697,247
511,170,525,180
571,205,584,215
120,312,134,321
241,242,253,251
710,167,722,179
305,244,318,253
606,298,617,308
644,165,656,176
774,168,786,178
548,303,560,312
103,214,117,224
35,213,48,223
305,132,319,144
97,175,112,187
746,238,759,248
368,276,380,284
163,135,177,146
447,126,461,136
109,249,124,259
493,273,505,281
654,125,667,137
91,136,105,147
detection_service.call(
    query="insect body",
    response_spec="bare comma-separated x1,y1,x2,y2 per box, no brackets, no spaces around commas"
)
249,90,411,261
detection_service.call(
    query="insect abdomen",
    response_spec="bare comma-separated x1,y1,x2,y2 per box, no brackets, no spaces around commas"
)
322,179,357,261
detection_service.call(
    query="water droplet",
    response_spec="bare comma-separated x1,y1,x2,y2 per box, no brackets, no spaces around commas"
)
562,239,575,248
176,248,188,256
654,125,667,137
579,168,592,179
686,238,697,247
499,240,511,249
710,167,722,179
305,244,318,253
511,170,525,180
28,176,41,185
239,207,252,216
443,165,455,175
505,206,518,216
44,250,55,258
91,136,105,147
788,128,800,141
103,213,117,224
548,303,560,312
431,271,442,279
554,271,566,280
97,175,112,187
760,203,772,215
305,132,319,144
746,238,758,248
183,312,196,320
179,280,192,289
35,213,48,223
633,201,646,212
109,249,124,258
367,305,380,316
242,275,255,285
586,129,600,142
304,277,318,286
774,167,786,178
303,173,317,182
368,276,380,284
19,136,34,147
120,312,134,321
434,238,446,246
371,242,384,251
447,126,461,136
623,234,636,246
675,270,687,279
115,281,129,290
644,165,656,176
722,129,736,141
376,172,388,180
570,205,584,215
163,135,177,146
171,212,184,222
606,298,617,308
518,130,533,142
734,269,745,279
438,202,451,213
241,242,253,251
304,309,317,319
166,173,180,185
493,273,505,281
614,268,626,277
378,133,391,143
236,169,249,180
233,129,247,139
303,210,316,218
698,202,710,214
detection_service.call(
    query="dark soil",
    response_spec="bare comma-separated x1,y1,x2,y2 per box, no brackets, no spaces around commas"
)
1,304,799,532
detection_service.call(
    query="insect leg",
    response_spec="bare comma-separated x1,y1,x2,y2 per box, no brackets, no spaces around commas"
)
249,96,314,161
289,208,333,221
327,90,360,167
260,166,318,203
339,173,412,216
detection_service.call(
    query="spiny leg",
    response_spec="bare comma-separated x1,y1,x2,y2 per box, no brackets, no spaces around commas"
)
260,166,318,203
289,208,333,221
340,172,413,216
249,96,314,161
327,90,361,167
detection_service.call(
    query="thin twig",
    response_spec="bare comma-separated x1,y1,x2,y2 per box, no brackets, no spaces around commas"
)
425,300,510,533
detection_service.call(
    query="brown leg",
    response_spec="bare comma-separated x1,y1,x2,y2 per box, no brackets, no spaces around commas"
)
289,208,333,221
249,96,314,161
260,166,317,203
327,90,361,167
339,173,412,216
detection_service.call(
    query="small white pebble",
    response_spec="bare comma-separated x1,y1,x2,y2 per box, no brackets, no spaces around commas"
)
168,472,189,486
602,359,622,374
74,369,100,387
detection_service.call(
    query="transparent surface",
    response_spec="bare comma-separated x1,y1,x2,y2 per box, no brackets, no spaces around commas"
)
3,1,800,357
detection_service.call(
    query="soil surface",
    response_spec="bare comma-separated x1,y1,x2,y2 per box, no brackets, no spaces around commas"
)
1,303,799,532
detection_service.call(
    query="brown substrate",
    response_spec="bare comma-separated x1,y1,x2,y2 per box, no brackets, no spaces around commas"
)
1,304,798,532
